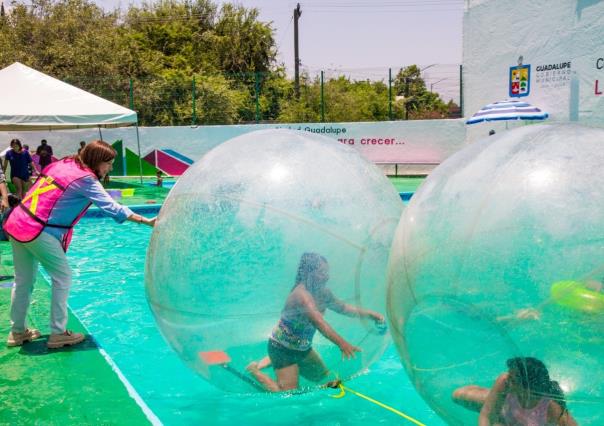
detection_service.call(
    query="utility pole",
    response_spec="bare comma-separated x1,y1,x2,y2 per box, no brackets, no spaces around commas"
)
293,3,302,98
459,64,464,118
404,77,410,120
388,68,392,121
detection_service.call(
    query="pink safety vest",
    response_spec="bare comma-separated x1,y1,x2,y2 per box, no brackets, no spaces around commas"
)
4,158,97,251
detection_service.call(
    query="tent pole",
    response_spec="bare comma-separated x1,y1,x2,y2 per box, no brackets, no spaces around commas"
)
98,126,103,140
135,124,143,184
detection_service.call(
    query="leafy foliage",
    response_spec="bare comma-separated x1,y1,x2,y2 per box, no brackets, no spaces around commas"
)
0,0,457,124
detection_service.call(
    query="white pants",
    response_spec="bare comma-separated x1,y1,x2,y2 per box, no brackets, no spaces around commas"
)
10,232,72,334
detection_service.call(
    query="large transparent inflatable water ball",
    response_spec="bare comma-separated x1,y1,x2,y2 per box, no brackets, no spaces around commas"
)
146,129,403,393
387,124,604,425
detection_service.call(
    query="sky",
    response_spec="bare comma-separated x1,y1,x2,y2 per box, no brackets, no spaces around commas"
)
93,0,465,99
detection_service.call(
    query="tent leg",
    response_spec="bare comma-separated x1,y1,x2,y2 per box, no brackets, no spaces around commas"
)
98,126,103,140
135,124,143,185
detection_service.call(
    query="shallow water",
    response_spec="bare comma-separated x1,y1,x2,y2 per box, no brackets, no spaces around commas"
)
67,216,444,425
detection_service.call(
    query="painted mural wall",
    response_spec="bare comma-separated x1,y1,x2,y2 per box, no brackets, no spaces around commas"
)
463,0,604,142
0,119,466,176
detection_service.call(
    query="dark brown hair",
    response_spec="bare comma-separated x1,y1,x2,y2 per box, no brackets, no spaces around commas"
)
506,357,567,414
75,140,116,179
10,139,22,151
292,252,328,293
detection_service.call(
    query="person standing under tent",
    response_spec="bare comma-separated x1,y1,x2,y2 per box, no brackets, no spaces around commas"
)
36,139,54,169
3,139,35,198
0,160,10,212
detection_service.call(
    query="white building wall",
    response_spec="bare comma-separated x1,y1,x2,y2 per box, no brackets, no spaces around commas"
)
463,0,604,142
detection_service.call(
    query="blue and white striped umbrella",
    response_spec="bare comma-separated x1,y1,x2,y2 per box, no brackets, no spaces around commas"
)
466,99,549,125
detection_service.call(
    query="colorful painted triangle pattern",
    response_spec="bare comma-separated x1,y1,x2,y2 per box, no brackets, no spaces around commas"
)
143,149,194,176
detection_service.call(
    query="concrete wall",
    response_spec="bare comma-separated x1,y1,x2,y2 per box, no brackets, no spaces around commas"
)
0,119,466,174
463,0,604,142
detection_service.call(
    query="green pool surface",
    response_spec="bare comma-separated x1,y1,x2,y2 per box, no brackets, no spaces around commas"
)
10,175,420,209
104,178,170,207
0,242,150,425
388,176,425,193
105,176,424,204
0,174,423,425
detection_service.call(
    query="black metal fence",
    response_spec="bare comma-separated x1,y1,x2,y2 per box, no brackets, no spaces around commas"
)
64,64,462,126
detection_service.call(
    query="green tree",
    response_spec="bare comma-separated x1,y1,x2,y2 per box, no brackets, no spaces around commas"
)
207,4,276,74
393,65,451,120
279,74,395,123
250,68,292,122
0,0,278,125
0,0,133,108
132,71,192,126
122,0,218,76
0,1,457,125
0,0,125,75
121,0,278,124
193,74,246,124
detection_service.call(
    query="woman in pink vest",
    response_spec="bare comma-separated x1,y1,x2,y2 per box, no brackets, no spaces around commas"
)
4,140,156,349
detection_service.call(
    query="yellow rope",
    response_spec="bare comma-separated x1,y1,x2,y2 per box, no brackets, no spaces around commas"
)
328,381,426,426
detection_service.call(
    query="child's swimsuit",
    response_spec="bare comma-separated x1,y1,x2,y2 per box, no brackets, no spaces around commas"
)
269,305,317,369
501,393,550,426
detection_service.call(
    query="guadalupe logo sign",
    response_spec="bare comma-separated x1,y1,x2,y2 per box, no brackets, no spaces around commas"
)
509,64,530,97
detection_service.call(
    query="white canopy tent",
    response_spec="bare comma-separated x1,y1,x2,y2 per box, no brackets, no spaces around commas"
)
0,62,143,180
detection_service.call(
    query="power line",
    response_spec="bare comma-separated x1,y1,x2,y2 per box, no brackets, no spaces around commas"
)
277,14,294,51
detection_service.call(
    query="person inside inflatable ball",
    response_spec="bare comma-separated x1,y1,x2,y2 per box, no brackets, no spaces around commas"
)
452,357,577,426
246,252,386,392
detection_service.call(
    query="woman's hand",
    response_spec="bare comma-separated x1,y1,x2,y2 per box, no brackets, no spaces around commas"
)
129,214,157,227
338,340,361,359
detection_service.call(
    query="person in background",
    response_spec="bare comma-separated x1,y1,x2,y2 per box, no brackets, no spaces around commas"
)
4,140,156,349
22,144,35,178
0,171,11,281
0,194,20,241
156,170,163,187
3,139,35,198
78,141,86,155
452,357,577,426
0,160,10,212
36,139,54,169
